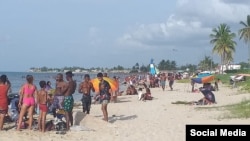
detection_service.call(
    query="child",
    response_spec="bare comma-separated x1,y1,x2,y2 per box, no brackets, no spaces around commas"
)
37,80,48,132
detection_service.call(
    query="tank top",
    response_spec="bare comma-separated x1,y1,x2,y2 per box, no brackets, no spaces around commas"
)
0,85,8,110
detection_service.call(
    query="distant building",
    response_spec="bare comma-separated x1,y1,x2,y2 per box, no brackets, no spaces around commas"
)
217,64,241,72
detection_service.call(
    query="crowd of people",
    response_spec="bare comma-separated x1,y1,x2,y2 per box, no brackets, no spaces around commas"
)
0,71,217,132
0,71,115,132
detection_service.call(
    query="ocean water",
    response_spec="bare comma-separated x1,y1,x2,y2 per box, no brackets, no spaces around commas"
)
0,72,129,102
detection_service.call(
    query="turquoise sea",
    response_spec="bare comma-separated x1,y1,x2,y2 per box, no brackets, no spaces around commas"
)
0,72,129,102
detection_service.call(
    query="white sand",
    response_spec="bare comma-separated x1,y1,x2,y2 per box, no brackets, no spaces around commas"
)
1,82,250,141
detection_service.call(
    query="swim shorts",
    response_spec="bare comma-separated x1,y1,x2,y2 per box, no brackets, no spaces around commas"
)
63,95,74,112
39,104,48,112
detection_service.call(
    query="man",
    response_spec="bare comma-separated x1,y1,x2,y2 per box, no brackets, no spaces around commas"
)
95,72,111,122
168,73,175,91
160,73,167,91
64,71,76,130
52,73,68,117
78,74,95,114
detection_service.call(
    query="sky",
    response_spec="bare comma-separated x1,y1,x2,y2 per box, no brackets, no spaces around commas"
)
1,0,250,72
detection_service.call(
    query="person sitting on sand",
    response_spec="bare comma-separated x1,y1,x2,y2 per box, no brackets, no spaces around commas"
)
199,86,216,105
142,88,153,101
126,85,137,95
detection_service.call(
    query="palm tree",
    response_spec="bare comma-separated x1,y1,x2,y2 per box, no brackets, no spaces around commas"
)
210,23,236,74
239,15,250,65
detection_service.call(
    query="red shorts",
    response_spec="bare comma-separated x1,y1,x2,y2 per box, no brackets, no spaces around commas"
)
39,104,48,112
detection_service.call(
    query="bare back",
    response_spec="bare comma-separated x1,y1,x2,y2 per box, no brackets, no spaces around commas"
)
37,89,47,105
65,80,76,96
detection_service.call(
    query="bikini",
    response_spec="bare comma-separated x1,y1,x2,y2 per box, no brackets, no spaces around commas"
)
22,84,35,106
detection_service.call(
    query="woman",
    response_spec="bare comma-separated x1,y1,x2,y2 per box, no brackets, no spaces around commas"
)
0,75,11,130
17,75,37,130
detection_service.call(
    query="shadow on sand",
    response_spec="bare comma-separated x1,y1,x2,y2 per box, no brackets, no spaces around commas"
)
108,114,137,123
73,111,87,125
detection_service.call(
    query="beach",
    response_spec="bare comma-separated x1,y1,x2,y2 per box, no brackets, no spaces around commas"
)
1,82,250,141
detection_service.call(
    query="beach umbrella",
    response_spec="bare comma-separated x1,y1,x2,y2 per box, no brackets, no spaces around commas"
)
191,75,215,84
91,77,118,93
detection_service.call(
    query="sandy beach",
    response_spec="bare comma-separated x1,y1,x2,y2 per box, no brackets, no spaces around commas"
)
1,82,250,141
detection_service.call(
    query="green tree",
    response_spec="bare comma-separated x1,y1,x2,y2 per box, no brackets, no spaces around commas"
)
239,15,250,65
140,64,148,72
198,56,216,71
210,23,237,74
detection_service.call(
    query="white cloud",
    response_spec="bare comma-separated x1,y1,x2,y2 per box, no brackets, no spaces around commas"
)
117,0,250,51
117,14,211,51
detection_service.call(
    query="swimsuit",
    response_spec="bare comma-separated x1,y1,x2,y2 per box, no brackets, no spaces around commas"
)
22,84,36,106
63,95,74,112
39,104,48,112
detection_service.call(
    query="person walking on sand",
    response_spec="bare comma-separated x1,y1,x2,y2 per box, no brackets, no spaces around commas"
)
95,72,112,122
160,73,167,91
168,73,175,91
64,71,76,130
17,75,37,131
0,75,11,130
78,74,95,114
37,80,48,133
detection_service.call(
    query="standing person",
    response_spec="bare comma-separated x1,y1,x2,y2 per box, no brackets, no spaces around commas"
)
37,80,48,133
78,74,95,114
45,81,52,91
168,73,175,91
1,74,12,93
17,75,37,131
52,73,67,121
95,72,112,122
64,71,76,130
112,76,119,103
0,75,11,130
160,73,167,91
